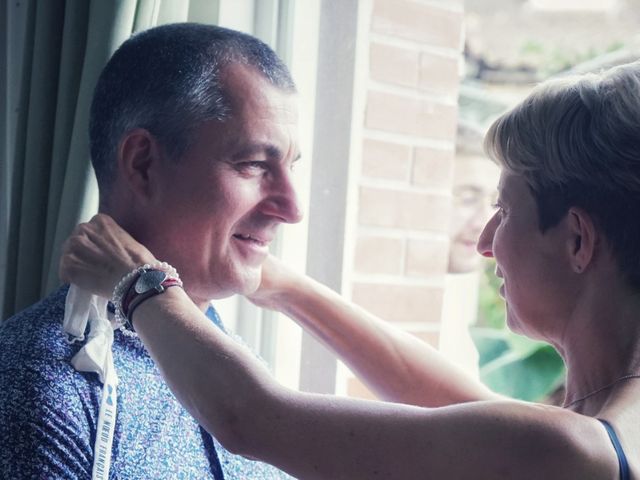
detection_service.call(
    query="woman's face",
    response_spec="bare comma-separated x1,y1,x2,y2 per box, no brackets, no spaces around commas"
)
476,172,574,340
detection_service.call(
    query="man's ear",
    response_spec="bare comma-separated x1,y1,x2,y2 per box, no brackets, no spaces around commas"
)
566,207,598,273
117,128,164,202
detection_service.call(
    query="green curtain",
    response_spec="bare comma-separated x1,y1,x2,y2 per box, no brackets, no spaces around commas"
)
2,0,195,320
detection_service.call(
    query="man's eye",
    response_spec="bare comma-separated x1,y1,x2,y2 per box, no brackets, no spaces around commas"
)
237,161,268,173
455,192,479,206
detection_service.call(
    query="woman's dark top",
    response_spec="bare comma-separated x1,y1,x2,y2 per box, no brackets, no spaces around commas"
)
599,419,630,480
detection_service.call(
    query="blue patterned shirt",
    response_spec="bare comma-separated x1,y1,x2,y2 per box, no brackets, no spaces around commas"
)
0,286,291,479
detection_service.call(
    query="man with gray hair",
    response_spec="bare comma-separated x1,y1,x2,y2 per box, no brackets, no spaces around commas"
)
0,23,301,479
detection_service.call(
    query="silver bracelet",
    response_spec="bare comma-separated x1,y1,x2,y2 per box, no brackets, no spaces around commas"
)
111,261,180,328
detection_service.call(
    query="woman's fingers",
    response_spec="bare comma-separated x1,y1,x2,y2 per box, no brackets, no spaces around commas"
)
59,214,156,298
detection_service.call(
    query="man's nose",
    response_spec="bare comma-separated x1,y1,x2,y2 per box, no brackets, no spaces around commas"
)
264,172,304,224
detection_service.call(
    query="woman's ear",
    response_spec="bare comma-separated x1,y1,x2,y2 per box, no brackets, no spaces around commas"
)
117,128,164,203
566,207,597,273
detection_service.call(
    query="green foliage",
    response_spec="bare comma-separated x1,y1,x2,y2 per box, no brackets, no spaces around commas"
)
520,39,545,55
517,40,628,77
473,260,565,402
472,327,565,402
477,259,506,329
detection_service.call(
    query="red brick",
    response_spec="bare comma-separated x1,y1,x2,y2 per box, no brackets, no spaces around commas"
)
354,235,404,275
405,238,449,277
372,0,464,51
418,52,460,95
370,42,419,88
361,138,411,181
366,90,458,140
412,147,454,188
358,186,451,233
351,282,444,323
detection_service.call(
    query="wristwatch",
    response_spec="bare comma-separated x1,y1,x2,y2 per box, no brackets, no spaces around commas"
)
121,268,183,327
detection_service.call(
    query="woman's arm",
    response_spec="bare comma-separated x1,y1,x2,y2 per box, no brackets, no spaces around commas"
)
248,256,499,407
132,287,613,480
60,215,615,479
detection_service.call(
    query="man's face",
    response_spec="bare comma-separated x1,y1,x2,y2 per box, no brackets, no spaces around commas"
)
142,64,302,307
448,156,499,274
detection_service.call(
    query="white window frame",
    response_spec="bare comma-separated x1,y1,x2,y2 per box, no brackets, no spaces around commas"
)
211,0,368,394
297,0,369,394
208,0,321,390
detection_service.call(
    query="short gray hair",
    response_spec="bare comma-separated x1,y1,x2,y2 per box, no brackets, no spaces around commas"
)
90,23,296,205
485,61,640,288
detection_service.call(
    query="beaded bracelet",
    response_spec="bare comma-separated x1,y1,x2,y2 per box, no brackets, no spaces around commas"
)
111,261,181,329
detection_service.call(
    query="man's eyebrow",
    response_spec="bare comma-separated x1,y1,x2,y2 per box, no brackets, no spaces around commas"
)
231,143,280,160
231,143,301,163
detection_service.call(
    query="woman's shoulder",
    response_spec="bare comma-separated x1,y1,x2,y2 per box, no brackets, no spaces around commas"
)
440,399,620,479
599,386,640,479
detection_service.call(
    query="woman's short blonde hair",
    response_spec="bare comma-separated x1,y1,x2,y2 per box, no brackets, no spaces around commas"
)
485,61,640,287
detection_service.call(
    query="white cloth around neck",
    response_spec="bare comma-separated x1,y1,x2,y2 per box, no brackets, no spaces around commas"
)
63,284,117,385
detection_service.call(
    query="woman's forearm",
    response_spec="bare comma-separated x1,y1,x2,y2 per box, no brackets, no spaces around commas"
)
132,286,278,453
113,289,609,480
271,274,498,407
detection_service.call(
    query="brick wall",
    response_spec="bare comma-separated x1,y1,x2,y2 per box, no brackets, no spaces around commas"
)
344,0,465,399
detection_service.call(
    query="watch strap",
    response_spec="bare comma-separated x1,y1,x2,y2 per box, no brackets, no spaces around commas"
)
127,277,182,327
120,269,183,329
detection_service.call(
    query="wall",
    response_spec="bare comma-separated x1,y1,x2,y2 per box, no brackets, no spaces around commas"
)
342,0,465,398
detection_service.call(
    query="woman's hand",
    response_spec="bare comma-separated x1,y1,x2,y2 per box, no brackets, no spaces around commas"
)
245,254,300,312
59,213,157,298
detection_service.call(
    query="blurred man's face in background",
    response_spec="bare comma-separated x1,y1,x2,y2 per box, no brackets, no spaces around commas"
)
448,156,500,274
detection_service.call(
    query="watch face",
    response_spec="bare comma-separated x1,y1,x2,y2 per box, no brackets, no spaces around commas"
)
135,270,168,294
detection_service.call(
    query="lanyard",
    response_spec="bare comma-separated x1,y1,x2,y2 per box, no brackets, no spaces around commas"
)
91,351,118,480
64,286,119,480
64,290,226,479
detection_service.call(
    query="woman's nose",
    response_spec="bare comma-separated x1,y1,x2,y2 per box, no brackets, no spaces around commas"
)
476,211,498,258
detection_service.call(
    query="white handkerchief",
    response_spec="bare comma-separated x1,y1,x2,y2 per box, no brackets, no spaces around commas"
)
63,285,117,385
63,284,94,341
